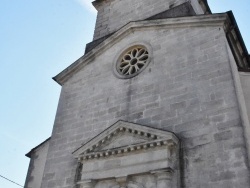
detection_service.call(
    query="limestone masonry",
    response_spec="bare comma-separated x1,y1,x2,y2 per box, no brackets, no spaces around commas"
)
25,0,250,188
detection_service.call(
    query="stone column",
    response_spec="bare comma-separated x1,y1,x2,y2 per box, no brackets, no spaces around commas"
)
78,180,96,188
153,168,174,188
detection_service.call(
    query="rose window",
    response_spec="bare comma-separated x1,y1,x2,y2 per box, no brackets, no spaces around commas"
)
115,45,150,78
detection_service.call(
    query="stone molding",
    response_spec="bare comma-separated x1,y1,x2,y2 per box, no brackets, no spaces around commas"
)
77,180,96,188
152,168,174,188
77,169,176,188
73,120,179,161
74,121,180,187
113,44,152,79
53,13,230,85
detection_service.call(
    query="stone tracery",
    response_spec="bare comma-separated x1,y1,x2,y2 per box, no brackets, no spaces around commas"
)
118,46,149,76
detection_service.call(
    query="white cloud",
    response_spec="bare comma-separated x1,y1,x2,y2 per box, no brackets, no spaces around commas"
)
75,0,97,14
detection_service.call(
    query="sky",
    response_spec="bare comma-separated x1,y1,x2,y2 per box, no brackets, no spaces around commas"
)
0,0,249,187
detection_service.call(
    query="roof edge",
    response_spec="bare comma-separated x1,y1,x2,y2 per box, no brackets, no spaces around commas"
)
92,0,211,14
72,120,180,158
202,0,211,14
53,13,228,85
226,11,250,70
25,137,51,158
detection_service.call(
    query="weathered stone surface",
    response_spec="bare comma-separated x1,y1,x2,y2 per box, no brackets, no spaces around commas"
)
92,0,206,40
21,1,250,187
146,2,196,20
40,22,250,188
24,140,49,188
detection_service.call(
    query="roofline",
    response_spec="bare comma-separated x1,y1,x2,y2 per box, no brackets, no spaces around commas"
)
226,11,250,70
203,0,211,14
72,120,180,158
53,13,230,85
73,120,179,154
25,137,51,158
91,0,211,14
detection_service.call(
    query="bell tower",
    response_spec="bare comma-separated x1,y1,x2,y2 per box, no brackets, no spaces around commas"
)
92,0,210,40
25,0,250,188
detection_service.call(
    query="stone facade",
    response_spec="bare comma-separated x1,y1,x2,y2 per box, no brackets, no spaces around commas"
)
25,0,250,188
74,121,180,188
240,72,250,124
25,138,50,188
92,0,208,40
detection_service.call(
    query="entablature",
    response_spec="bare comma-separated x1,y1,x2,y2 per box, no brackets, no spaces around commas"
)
73,121,180,188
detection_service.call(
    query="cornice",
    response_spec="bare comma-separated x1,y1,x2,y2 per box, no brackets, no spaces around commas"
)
72,121,179,161
25,137,51,158
53,13,228,86
92,0,211,14
78,138,176,161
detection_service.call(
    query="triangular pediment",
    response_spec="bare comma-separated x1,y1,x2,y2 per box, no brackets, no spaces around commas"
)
99,133,151,151
73,120,179,160
53,13,234,85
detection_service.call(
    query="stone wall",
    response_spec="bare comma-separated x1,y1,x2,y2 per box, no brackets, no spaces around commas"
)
24,141,49,188
41,25,249,188
240,72,250,125
93,0,206,40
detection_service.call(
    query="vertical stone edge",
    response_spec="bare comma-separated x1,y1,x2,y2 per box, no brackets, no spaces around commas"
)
225,37,250,169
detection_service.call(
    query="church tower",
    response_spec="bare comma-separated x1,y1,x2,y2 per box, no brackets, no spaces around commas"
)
25,0,250,188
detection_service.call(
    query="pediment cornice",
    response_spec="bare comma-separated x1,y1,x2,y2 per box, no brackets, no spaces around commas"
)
53,13,230,85
72,121,179,161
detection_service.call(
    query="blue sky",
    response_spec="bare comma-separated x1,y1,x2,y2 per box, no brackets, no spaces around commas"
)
0,0,249,187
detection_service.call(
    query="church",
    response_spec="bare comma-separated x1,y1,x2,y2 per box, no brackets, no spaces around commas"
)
24,0,250,187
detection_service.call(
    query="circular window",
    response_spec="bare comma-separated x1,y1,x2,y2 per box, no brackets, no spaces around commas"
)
114,45,150,79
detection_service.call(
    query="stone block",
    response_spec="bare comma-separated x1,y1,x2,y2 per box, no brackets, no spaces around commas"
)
40,24,249,188
214,130,233,141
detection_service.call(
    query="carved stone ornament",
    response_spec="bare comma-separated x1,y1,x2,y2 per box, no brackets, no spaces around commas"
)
113,44,152,79
73,121,180,188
